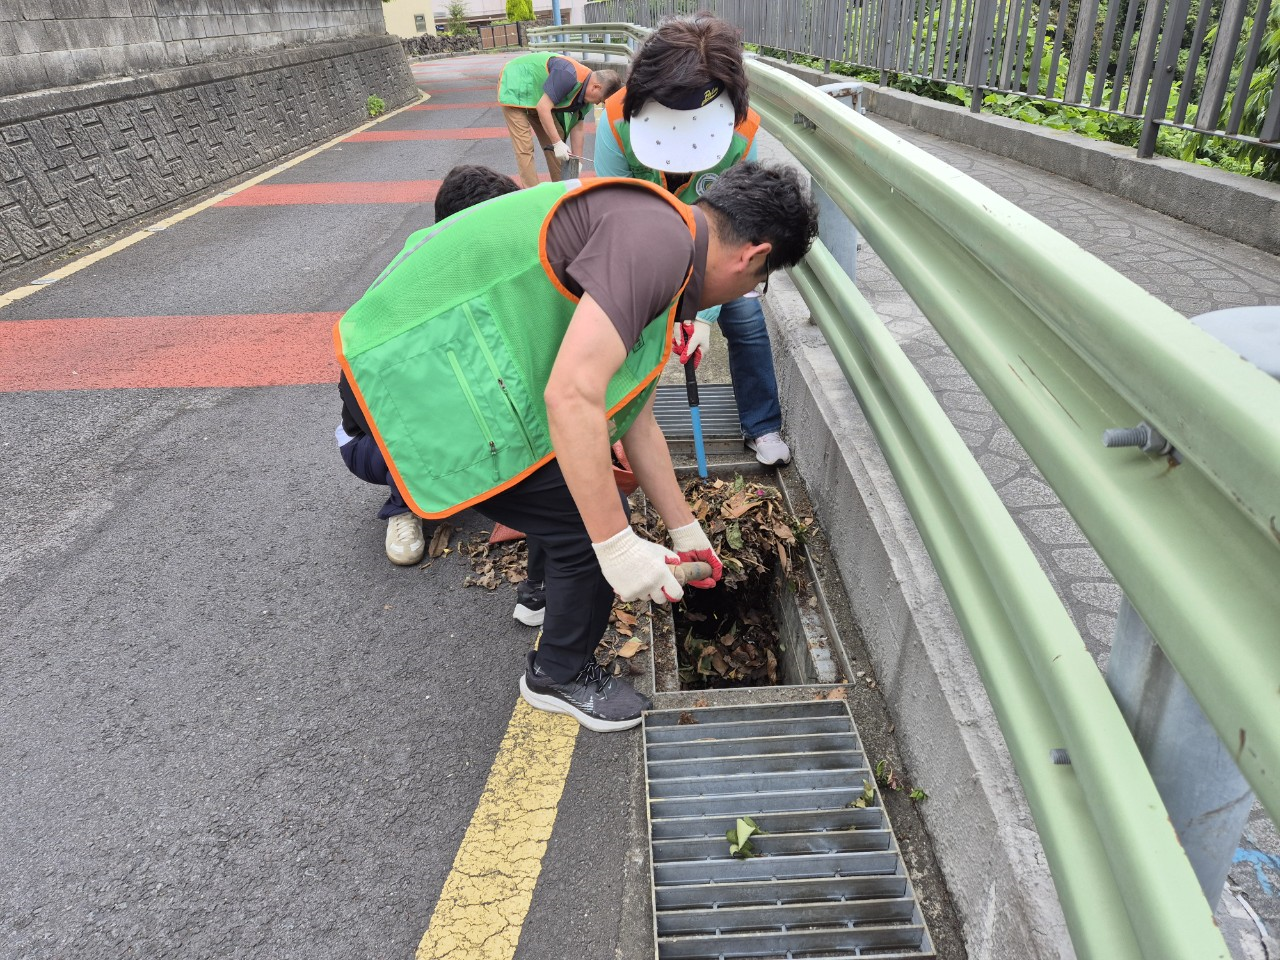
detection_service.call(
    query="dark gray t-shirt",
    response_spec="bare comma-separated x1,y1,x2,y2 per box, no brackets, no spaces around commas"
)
544,57,586,111
543,186,708,352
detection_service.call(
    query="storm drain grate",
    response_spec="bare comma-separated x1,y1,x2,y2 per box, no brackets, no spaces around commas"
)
644,701,935,959
653,383,745,456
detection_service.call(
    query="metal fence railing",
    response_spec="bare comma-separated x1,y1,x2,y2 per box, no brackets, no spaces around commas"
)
529,21,1280,960
580,0,1279,162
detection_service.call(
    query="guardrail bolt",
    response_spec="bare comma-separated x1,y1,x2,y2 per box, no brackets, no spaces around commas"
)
1101,421,1172,455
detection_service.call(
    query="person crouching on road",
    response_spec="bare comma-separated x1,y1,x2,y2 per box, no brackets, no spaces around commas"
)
498,52,621,188
336,162,819,732
336,165,520,566
595,15,795,469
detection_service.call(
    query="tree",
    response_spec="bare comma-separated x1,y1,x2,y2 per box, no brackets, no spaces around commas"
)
506,0,535,21
445,0,471,35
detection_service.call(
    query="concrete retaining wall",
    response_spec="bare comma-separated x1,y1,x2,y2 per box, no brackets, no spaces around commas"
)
768,59,1280,257
1,0,387,98
0,34,418,279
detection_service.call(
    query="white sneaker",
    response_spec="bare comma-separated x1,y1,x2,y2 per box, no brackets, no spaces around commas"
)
385,512,425,565
746,432,792,466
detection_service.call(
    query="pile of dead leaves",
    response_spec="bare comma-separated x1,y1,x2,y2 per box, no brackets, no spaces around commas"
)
455,523,654,675
455,529,527,590
644,475,817,689
452,475,816,688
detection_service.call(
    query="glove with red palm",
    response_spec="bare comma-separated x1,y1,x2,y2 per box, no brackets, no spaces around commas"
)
667,521,723,589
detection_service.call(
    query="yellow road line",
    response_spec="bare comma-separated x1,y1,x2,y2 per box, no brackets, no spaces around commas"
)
0,92,429,313
417,699,579,960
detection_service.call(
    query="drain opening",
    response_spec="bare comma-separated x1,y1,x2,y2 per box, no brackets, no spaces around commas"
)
672,560,789,688
640,471,838,691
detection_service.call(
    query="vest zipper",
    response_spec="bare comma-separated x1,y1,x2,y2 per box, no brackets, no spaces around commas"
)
447,349,501,481
463,305,538,455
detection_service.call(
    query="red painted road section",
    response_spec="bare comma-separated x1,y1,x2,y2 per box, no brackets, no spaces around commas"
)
5,59,597,393
0,313,341,392
218,180,441,206
346,127,511,142
413,84,495,93
410,102,499,110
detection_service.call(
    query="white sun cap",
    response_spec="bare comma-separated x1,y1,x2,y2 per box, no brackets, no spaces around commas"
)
629,81,736,173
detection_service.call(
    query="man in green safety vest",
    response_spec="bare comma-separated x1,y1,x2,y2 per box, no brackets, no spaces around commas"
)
336,162,818,732
498,52,621,188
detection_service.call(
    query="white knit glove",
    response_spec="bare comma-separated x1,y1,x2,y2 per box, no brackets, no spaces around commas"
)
592,527,683,604
674,319,713,368
552,140,571,162
667,521,723,588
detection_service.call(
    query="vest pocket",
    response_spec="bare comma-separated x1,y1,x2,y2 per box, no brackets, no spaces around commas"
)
446,350,501,482
357,304,543,494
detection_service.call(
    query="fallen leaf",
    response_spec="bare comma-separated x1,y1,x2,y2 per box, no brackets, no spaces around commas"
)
427,523,454,558
615,638,647,659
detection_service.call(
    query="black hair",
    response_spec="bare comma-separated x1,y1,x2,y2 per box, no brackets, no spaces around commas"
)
622,15,750,125
696,163,819,269
434,164,519,222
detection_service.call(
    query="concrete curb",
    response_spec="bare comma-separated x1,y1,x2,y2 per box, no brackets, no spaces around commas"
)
765,59,1280,257
763,276,1077,960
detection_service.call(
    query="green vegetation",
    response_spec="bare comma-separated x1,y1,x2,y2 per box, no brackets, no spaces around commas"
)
746,2,1278,183
444,0,473,36
726,816,765,859
366,94,386,118
506,0,535,21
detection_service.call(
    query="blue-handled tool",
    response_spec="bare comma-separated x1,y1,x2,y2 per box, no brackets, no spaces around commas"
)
685,357,708,478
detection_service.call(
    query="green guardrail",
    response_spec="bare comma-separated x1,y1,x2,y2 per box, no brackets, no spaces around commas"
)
526,22,646,60
521,24,1280,960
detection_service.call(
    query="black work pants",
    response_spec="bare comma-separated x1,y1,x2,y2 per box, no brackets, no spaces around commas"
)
475,459,627,682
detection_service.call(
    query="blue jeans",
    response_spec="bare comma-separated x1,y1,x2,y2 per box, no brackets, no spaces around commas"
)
718,294,782,439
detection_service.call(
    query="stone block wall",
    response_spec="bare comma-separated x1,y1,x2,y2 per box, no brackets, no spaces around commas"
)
2,0,387,98
0,35,419,277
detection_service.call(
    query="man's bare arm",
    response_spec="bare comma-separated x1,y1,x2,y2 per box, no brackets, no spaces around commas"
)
619,398,695,531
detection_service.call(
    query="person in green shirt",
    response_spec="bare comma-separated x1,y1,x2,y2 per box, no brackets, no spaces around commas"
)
498,52,621,187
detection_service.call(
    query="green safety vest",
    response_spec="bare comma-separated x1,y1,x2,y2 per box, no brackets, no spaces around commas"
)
335,179,698,519
498,53,592,134
603,90,761,202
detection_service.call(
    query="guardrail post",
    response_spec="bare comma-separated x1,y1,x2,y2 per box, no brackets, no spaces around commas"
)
1105,600,1255,905
809,83,867,284
1104,304,1280,905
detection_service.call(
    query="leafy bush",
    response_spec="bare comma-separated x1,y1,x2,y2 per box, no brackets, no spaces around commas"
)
366,94,386,118
506,0,535,21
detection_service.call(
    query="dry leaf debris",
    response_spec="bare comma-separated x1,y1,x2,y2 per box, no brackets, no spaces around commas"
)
455,475,816,689
643,476,816,689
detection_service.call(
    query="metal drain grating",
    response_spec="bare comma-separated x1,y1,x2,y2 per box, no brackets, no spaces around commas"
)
644,701,935,959
653,383,745,456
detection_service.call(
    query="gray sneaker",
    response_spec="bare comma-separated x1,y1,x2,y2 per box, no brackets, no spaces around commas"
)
746,431,792,466
519,652,650,732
